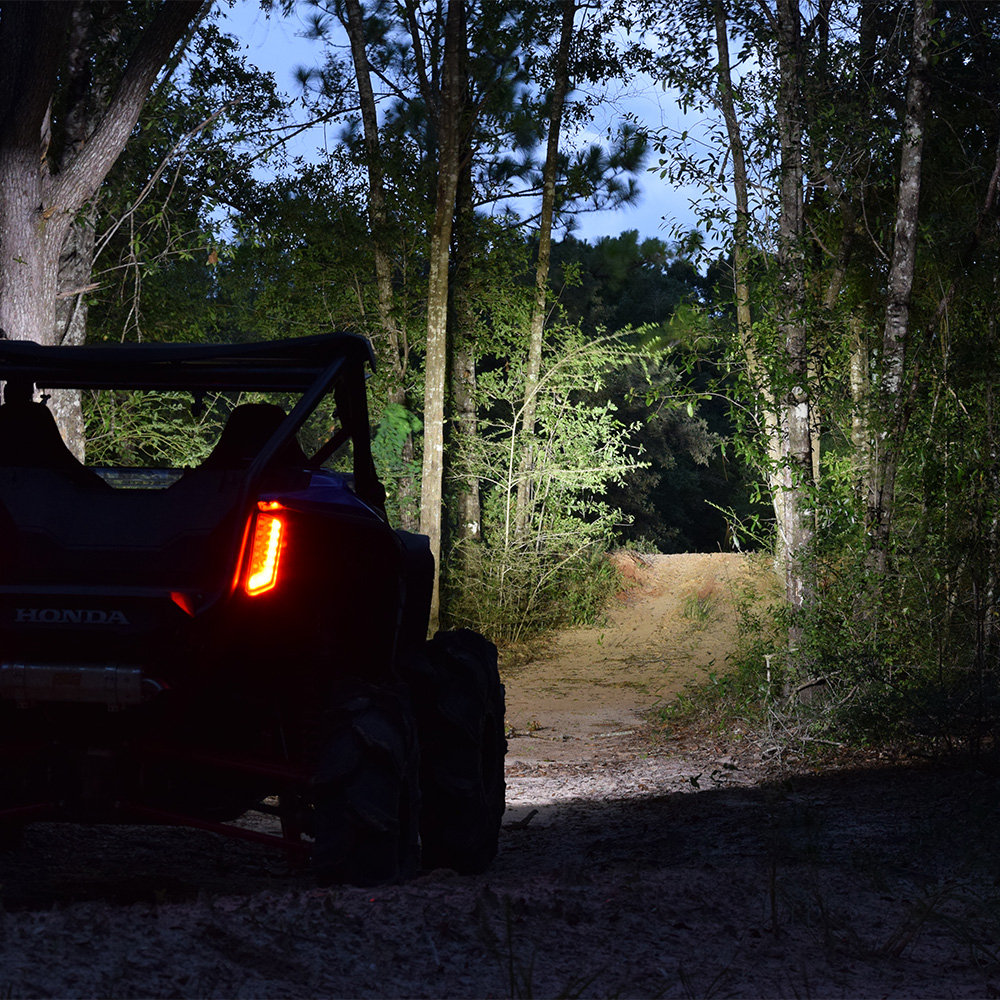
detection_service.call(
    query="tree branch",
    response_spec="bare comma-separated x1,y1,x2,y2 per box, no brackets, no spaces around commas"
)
50,0,206,211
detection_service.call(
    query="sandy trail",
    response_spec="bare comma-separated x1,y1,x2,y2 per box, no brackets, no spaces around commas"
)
504,551,772,763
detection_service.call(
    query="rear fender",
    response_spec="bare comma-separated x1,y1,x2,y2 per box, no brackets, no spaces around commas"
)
395,530,433,652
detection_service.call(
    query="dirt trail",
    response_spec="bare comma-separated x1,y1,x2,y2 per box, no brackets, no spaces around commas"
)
504,551,774,764
2,554,999,998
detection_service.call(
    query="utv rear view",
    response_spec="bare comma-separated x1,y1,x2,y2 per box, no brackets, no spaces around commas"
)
0,333,505,885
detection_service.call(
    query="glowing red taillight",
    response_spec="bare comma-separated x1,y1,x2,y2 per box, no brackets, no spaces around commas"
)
244,503,285,596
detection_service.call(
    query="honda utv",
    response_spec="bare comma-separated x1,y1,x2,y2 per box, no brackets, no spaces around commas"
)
0,333,505,885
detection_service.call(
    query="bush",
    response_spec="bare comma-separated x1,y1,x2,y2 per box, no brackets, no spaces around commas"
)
443,329,646,643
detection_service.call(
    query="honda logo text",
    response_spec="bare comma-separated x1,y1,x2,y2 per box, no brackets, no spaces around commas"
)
14,608,130,626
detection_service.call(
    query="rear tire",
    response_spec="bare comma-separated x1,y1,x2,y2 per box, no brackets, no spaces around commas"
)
407,629,506,873
311,683,420,887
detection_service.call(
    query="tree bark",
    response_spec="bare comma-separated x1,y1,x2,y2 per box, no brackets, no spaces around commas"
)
849,315,870,497
0,0,204,452
712,0,751,374
714,0,812,613
451,156,481,550
712,0,784,535
515,0,576,541
50,5,113,457
343,0,417,528
419,0,465,630
866,0,935,574
774,0,813,615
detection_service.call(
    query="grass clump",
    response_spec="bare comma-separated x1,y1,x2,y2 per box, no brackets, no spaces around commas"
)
681,581,719,627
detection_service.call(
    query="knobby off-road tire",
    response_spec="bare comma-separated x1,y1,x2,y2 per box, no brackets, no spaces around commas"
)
407,629,506,873
311,683,420,887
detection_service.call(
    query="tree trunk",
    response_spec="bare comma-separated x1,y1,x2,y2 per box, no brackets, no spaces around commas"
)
50,204,97,458
712,0,785,547
50,5,111,458
866,0,934,573
515,0,576,541
343,0,417,528
0,0,204,449
451,156,481,550
0,2,72,350
849,315,870,501
419,0,465,631
715,0,812,605
774,0,813,616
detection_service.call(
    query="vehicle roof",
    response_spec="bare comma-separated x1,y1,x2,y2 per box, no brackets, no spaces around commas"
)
0,333,376,392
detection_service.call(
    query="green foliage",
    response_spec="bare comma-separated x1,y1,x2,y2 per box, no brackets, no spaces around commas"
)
682,591,716,627
84,391,224,468
792,330,1000,756
445,328,646,643
452,543,622,645
73,0,1000,767
372,403,422,473
551,230,712,340
371,402,423,527
83,388,328,473
622,0,1000,758
88,10,292,345
547,232,760,552
80,0,760,665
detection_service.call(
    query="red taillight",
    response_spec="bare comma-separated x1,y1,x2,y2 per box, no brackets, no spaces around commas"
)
244,505,285,596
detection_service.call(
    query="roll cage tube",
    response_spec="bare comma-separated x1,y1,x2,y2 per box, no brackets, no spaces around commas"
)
0,332,376,394
334,373,384,515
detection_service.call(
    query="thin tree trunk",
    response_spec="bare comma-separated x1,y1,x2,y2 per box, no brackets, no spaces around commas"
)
451,156,481,549
986,275,1000,669
419,0,465,630
713,0,804,584
849,315,870,500
342,0,408,388
515,0,576,541
713,0,784,545
342,0,418,528
775,0,813,617
866,0,934,574
713,0,750,360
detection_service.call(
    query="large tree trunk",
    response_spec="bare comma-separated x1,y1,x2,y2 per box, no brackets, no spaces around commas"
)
515,0,576,541
50,204,97,457
0,2,71,349
419,0,465,630
50,6,111,456
866,0,934,573
0,0,204,454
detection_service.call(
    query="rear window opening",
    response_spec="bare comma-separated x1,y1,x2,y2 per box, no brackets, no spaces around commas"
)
83,389,346,474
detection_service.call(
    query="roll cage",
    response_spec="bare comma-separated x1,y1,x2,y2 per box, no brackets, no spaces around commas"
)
0,332,384,514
